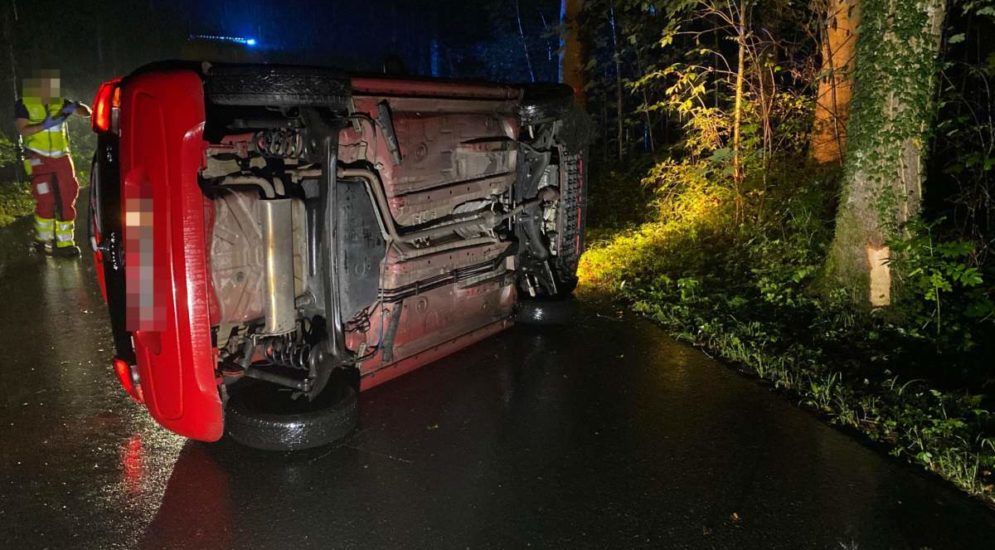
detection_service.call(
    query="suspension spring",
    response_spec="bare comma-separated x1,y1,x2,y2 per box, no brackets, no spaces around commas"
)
265,338,312,370
255,129,304,158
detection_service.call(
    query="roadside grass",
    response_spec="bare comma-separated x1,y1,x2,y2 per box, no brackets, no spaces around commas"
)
0,182,34,228
579,178,995,505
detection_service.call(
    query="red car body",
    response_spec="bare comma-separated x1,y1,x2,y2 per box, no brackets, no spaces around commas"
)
89,63,586,444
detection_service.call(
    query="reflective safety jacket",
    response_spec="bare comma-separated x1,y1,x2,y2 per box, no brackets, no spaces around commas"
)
20,96,71,158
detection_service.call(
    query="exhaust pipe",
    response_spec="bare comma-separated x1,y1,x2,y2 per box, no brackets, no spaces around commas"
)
261,199,296,335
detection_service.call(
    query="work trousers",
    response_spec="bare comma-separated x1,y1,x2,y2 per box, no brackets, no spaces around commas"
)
28,152,80,246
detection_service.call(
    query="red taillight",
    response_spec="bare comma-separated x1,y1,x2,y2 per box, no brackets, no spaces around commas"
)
113,357,144,403
92,79,122,133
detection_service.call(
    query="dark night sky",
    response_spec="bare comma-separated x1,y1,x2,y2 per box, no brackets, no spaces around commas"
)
0,0,560,120
175,0,561,78
5,0,558,77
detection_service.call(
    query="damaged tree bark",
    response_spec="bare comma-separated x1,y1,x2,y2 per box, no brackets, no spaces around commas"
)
822,0,946,307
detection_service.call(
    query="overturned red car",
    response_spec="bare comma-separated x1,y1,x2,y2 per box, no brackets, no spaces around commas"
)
88,63,588,450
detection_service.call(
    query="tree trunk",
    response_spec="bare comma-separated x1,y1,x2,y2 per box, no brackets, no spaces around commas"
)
823,0,947,307
2,5,17,102
559,0,586,106
633,45,656,153
608,0,624,160
810,0,860,165
731,0,749,220
3,4,20,183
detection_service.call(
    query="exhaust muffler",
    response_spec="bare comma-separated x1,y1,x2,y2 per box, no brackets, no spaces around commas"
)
261,199,296,335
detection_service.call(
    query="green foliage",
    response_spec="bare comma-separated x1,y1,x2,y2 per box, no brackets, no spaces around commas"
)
888,220,995,349
932,0,995,259
0,135,18,167
579,0,995,505
626,0,816,222
834,0,947,240
582,44,995,480
0,135,34,229
0,182,34,228
581,204,995,500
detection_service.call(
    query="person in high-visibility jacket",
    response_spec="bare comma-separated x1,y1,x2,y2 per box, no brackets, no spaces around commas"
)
14,70,91,256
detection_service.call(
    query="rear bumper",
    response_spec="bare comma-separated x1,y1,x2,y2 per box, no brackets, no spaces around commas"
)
95,69,223,441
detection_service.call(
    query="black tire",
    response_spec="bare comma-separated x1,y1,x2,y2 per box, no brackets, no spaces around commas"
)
205,64,351,110
515,296,578,326
518,83,574,125
225,375,358,451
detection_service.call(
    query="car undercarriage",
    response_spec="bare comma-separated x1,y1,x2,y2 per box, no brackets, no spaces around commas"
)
90,63,589,448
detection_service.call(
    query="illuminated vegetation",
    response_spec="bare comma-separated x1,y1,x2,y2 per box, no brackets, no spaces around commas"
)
0,137,33,228
577,0,995,503
0,182,32,229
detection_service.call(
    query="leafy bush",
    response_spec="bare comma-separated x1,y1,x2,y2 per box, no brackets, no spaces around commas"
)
0,135,34,228
578,15,995,495
581,202,995,501
0,182,34,228
577,0,995,508
889,220,995,352
0,135,18,167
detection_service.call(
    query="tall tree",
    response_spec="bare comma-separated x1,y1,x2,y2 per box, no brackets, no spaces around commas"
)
810,0,860,165
607,0,625,158
559,0,586,106
823,0,947,306
730,0,751,208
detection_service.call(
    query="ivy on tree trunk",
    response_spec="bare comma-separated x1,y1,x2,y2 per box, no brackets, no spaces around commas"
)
823,0,946,306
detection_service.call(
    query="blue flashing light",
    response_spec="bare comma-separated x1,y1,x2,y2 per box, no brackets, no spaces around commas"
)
190,34,259,47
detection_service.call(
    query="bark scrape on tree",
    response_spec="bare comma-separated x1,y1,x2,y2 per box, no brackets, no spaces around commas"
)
823,0,947,307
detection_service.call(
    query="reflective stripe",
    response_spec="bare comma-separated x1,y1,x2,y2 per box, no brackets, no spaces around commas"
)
55,220,75,245
26,146,67,158
34,215,55,242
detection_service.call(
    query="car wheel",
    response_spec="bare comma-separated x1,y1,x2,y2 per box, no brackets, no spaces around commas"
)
205,64,351,111
518,83,574,125
224,373,358,451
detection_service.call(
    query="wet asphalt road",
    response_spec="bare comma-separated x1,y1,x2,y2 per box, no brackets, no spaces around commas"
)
2,211,995,550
